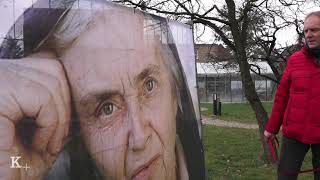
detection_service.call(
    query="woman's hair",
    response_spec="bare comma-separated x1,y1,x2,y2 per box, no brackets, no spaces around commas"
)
46,2,184,110
0,0,184,111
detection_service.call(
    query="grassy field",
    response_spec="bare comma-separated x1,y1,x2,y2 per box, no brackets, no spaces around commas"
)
202,102,315,179
203,125,314,180
201,102,273,123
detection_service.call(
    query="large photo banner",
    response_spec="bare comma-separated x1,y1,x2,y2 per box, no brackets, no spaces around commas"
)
0,0,205,179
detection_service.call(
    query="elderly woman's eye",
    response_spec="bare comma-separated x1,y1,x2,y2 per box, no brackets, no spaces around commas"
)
102,103,114,115
92,99,123,128
144,79,156,94
98,102,120,117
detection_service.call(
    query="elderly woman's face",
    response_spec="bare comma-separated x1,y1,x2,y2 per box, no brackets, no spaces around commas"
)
61,12,178,180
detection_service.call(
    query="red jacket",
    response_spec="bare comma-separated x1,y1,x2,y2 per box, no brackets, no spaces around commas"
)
266,46,320,144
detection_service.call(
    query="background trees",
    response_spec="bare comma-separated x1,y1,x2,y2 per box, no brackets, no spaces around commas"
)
115,0,319,163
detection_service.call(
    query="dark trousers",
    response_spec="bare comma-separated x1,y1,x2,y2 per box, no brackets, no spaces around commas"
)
278,136,320,180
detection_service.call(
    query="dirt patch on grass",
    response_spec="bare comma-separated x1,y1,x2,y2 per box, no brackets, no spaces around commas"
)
202,118,258,129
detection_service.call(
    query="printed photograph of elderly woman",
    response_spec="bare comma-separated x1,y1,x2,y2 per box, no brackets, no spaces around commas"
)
0,0,206,180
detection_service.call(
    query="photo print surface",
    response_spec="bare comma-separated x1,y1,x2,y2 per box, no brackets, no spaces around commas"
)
0,0,206,179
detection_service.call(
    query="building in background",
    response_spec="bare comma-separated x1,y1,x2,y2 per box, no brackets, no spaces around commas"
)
195,44,277,103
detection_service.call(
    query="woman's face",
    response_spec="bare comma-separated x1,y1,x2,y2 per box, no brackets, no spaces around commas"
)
61,11,178,180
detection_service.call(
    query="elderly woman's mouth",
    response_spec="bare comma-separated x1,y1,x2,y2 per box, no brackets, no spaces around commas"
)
131,154,161,180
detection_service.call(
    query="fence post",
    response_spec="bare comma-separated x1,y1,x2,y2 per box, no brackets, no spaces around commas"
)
218,99,222,116
213,93,218,115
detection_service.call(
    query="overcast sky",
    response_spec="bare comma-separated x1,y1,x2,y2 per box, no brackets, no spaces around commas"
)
0,0,33,42
1,0,320,47
194,1,320,47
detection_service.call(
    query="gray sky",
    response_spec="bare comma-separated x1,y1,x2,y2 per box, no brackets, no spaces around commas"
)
0,0,33,42
194,1,320,47
1,0,320,47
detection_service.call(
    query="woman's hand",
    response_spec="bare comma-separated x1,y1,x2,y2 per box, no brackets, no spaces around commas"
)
0,57,71,180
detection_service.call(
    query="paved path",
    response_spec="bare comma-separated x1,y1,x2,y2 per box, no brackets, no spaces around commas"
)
202,117,259,129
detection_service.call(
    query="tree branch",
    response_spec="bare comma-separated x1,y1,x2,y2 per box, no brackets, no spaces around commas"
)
193,17,236,51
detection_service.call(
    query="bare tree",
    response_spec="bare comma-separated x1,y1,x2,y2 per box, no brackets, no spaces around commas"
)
114,0,317,163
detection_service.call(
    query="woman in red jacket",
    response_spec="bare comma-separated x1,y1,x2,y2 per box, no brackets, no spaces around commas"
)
264,11,320,180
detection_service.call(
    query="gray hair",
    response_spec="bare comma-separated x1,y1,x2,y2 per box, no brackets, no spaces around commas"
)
41,0,183,110
305,11,320,21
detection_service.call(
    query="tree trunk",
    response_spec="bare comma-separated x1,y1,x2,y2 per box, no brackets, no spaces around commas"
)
225,0,275,163
238,57,275,163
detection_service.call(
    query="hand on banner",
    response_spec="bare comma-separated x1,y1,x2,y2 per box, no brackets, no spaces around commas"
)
0,57,71,180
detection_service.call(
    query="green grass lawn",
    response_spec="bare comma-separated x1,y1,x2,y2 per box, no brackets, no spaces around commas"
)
203,125,314,180
201,102,315,179
201,102,273,124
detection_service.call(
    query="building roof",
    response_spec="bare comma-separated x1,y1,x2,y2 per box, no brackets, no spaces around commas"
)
195,43,233,63
197,61,273,75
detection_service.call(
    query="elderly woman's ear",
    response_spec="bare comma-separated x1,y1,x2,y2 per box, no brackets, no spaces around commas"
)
0,56,71,180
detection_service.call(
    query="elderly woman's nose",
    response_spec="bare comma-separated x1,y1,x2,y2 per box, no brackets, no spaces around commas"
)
127,99,150,151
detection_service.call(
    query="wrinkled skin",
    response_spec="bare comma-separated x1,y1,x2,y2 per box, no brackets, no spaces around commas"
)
61,11,178,180
0,52,71,180
0,8,179,180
